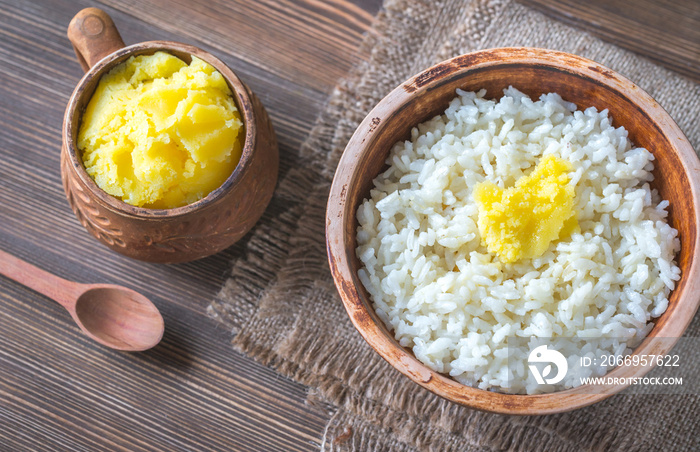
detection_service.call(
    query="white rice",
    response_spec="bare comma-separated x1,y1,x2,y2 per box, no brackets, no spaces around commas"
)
355,87,681,394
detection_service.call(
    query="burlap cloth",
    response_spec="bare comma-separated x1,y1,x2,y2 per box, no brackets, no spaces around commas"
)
209,0,700,450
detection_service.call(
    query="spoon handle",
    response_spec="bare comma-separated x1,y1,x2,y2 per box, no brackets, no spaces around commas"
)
0,249,82,309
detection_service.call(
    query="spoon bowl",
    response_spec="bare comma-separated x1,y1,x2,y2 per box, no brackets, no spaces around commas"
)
74,285,164,351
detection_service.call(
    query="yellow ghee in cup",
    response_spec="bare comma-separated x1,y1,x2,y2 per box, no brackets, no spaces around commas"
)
78,51,243,209
474,154,578,263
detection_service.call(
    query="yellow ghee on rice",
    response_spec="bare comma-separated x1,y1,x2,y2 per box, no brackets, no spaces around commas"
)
474,154,578,263
78,51,243,209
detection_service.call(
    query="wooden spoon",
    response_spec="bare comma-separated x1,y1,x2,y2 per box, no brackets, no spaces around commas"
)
0,249,164,351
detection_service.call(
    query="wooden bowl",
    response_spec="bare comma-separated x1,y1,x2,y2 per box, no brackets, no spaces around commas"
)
62,8,278,263
326,47,700,414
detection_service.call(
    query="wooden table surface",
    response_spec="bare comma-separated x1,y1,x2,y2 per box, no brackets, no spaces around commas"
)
1,1,698,450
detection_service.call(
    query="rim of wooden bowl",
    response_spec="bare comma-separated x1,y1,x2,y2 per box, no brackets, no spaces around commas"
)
63,40,256,218
326,47,700,415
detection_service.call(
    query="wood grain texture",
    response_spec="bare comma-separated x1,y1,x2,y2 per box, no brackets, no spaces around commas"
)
518,0,700,83
0,0,698,449
0,0,374,450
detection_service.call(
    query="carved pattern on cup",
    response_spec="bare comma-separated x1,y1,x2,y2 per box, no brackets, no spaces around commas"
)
63,160,127,248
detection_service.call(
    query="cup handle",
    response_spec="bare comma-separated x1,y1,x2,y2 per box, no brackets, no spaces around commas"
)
67,7,125,72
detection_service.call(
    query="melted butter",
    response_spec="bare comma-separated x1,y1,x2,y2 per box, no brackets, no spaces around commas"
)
474,154,578,263
78,51,243,209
